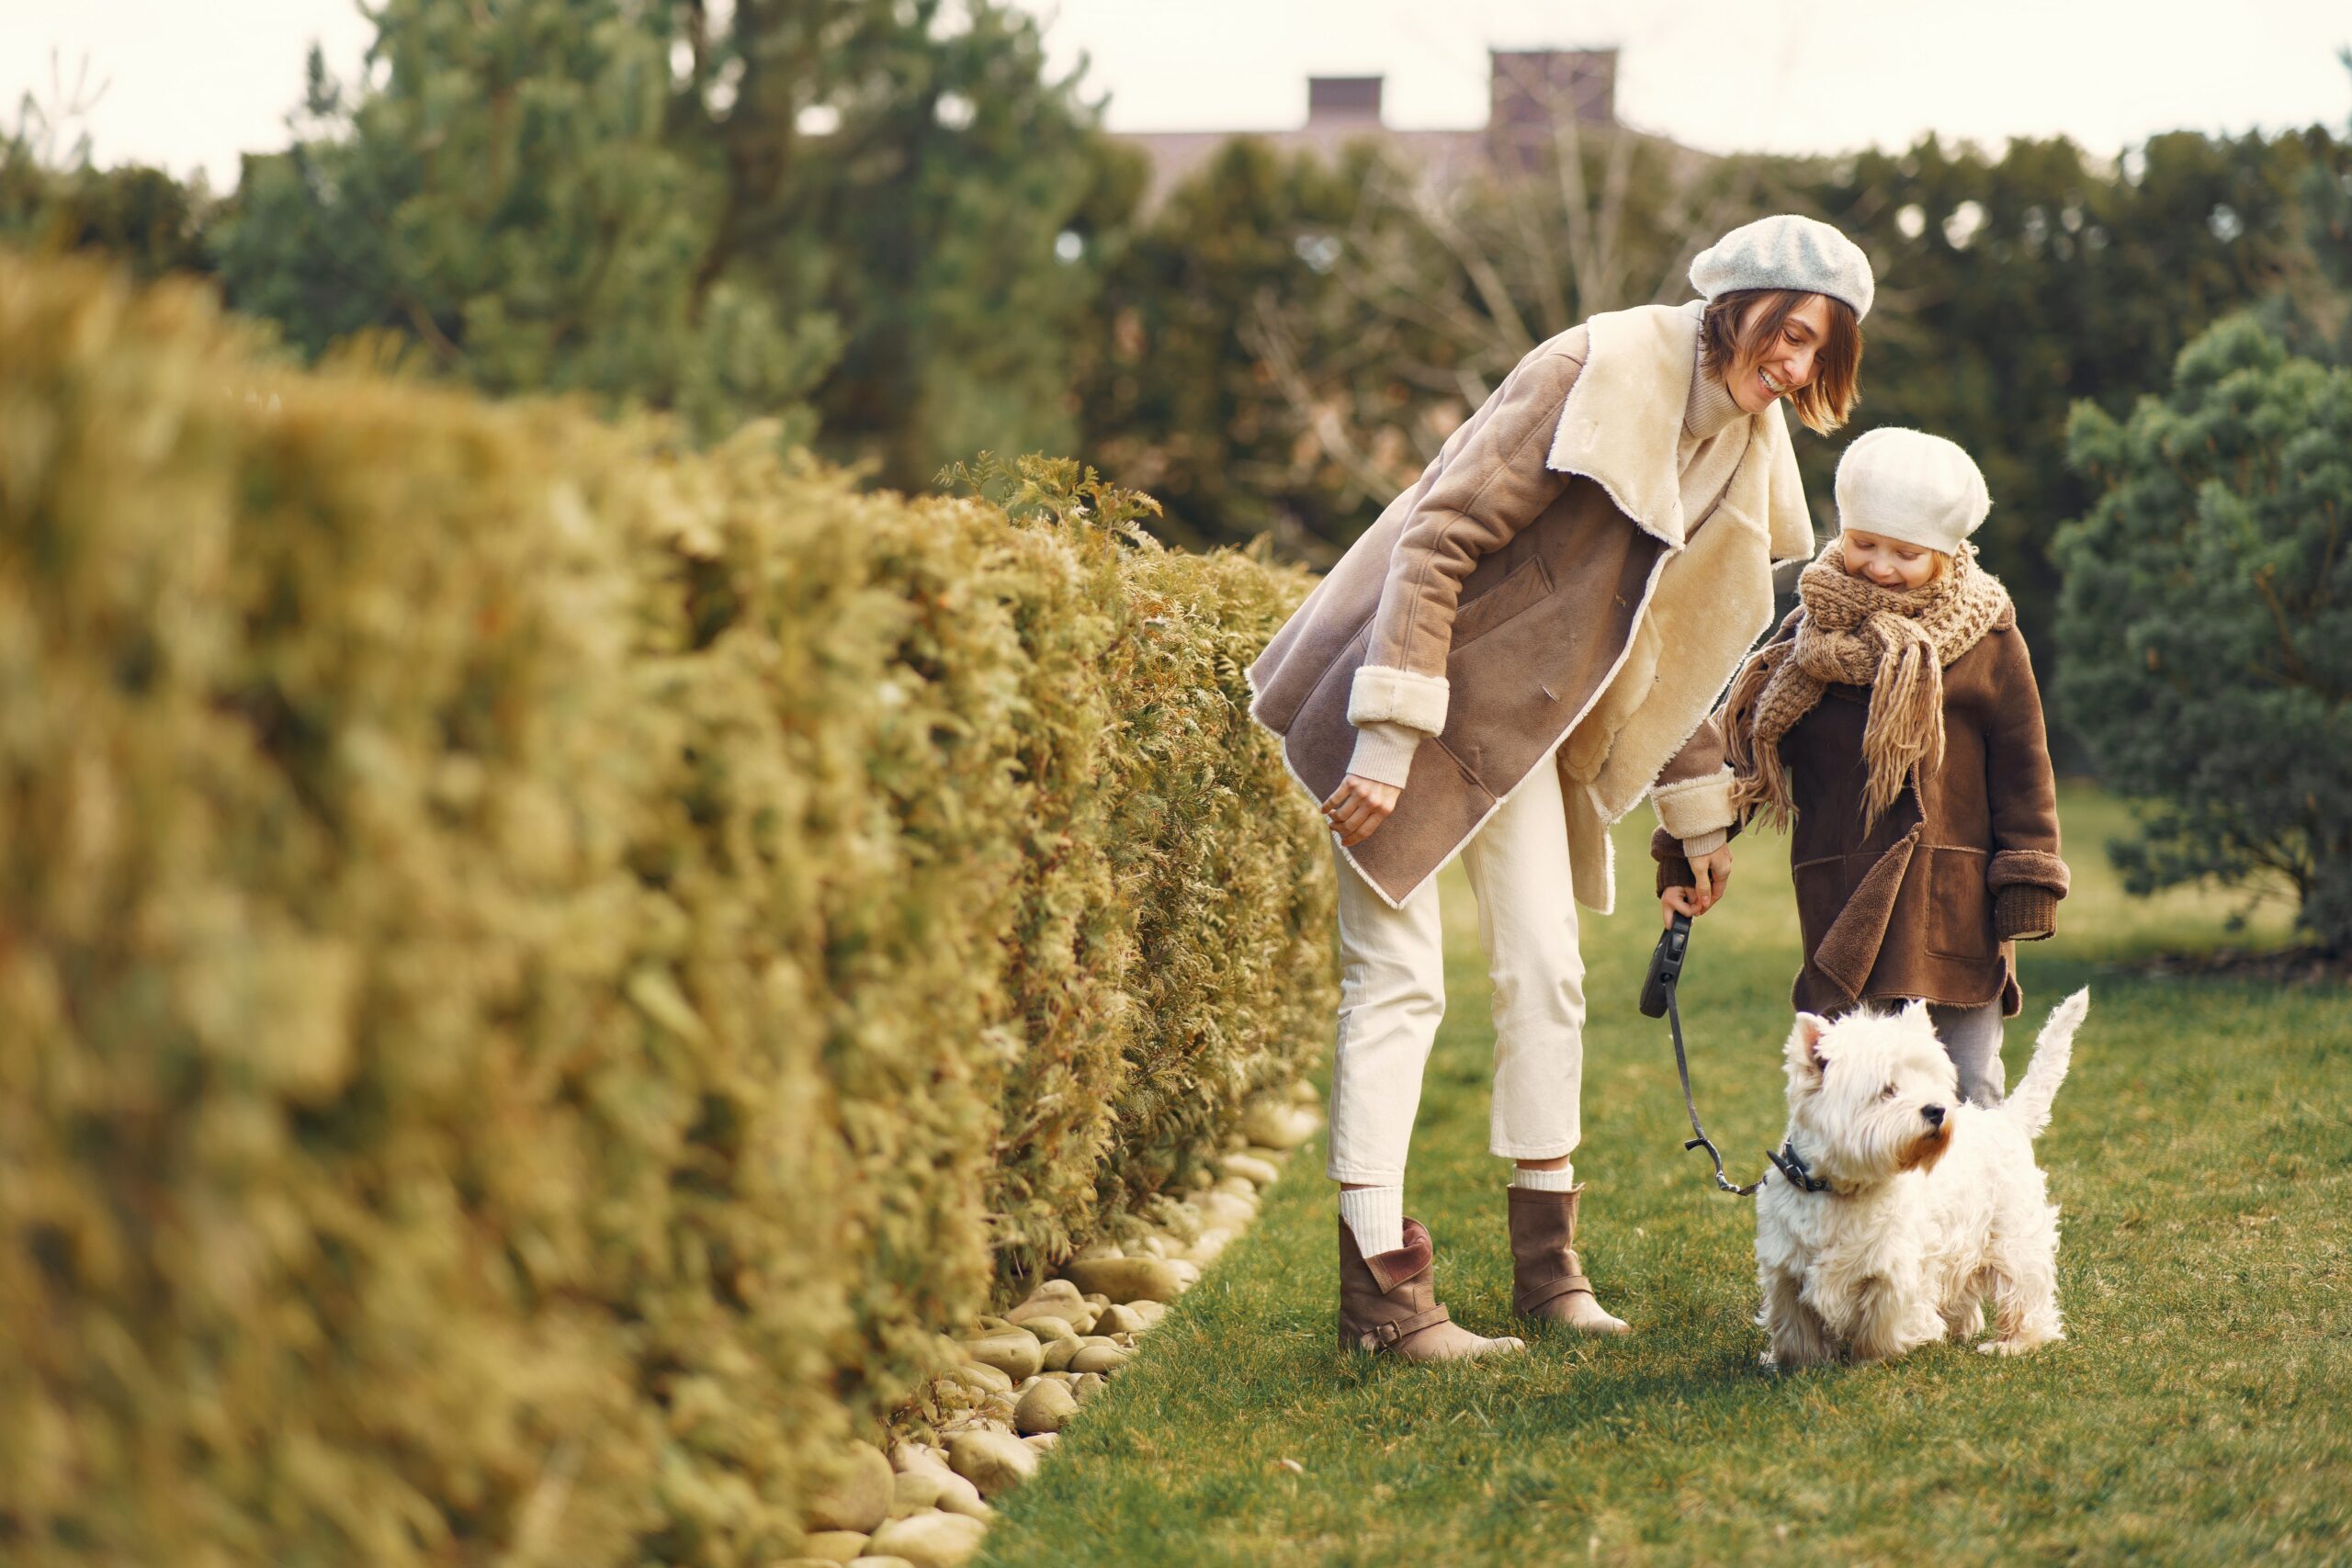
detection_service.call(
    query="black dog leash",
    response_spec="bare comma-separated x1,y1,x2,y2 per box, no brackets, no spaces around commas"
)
1640,912,1801,1197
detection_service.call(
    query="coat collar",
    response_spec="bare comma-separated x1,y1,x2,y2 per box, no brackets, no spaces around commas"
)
1544,300,1815,563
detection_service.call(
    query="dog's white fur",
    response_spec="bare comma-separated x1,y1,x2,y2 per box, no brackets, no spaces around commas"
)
1755,989,2089,1368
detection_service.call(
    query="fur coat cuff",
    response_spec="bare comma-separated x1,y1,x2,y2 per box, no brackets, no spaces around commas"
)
1347,664,1451,736
1988,849,2071,897
1650,768,1737,841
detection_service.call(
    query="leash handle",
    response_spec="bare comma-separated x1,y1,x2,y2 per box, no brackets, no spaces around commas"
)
1648,913,1766,1198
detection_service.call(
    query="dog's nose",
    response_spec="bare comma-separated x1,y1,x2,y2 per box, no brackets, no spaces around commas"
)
1921,1104,1946,1128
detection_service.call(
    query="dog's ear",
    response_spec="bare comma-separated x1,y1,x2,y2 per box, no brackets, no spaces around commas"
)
1788,1012,1831,1077
1900,997,1934,1031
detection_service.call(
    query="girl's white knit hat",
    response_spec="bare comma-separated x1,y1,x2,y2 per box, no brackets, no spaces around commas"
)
1689,214,1874,321
1834,427,1991,556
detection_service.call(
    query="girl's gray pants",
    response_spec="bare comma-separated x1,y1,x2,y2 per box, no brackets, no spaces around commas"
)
1927,1000,2006,1106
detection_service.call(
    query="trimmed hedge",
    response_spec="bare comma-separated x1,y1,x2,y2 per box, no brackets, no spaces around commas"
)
0,254,1334,1567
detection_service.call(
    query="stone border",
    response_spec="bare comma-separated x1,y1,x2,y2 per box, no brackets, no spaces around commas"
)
787,1082,1323,1568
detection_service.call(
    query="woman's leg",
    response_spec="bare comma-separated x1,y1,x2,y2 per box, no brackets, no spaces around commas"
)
1459,757,1585,1169
1326,838,1447,1256
1928,999,2007,1106
1461,760,1625,1333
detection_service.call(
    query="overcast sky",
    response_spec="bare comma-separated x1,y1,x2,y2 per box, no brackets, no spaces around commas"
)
5,0,2347,186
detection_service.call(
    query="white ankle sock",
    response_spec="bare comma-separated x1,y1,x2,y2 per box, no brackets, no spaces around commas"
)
1338,1186,1404,1257
1510,1164,1576,1191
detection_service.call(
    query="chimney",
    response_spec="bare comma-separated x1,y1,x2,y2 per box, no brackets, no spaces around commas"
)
1306,75,1384,128
1487,49,1617,170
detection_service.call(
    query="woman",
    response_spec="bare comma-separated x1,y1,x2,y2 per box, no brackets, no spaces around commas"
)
1246,215,1871,1360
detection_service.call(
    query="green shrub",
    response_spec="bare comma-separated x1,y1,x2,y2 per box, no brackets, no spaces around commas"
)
2054,314,2352,953
0,253,1333,1566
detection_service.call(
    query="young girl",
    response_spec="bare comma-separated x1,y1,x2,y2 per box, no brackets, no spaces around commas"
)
1658,427,2068,1104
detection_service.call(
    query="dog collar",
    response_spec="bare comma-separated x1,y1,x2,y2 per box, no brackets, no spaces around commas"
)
1767,1140,1831,1193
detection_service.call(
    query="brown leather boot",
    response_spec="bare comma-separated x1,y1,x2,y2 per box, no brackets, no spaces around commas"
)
1508,1184,1629,1334
1338,1216,1526,1360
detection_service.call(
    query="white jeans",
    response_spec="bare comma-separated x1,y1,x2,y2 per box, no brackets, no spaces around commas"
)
1326,749,1586,1184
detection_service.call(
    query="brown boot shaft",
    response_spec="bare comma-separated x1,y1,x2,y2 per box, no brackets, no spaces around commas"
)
1508,1184,1629,1333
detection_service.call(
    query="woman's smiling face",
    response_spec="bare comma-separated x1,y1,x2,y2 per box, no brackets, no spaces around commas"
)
1841,528,1943,590
1727,292,1837,414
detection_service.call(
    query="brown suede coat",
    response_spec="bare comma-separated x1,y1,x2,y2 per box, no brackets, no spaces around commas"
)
1247,302,1815,912
1657,607,2070,1018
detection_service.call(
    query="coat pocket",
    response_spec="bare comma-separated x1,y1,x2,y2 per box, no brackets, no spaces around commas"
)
1922,846,1996,961
1449,554,1553,650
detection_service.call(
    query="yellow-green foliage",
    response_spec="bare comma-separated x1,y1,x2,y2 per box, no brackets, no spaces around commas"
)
0,254,1335,1566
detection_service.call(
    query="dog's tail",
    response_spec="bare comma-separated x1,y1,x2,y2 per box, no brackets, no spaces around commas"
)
2003,987,2089,1140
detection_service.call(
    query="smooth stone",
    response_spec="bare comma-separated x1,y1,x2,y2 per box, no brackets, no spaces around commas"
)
1094,1303,1146,1336
1189,1227,1235,1265
1222,1153,1280,1187
948,1429,1041,1499
1167,1258,1202,1289
1241,1100,1319,1150
775,1560,842,1568
1018,1315,1078,1345
1288,1077,1320,1105
890,1472,943,1514
802,1533,870,1564
1186,1168,1216,1190
1069,1343,1133,1375
1072,1371,1106,1404
933,1481,991,1520
1023,1433,1058,1452
865,1512,989,1568
1062,1257,1183,1304
1128,1300,1168,1329
1135,1234,1172,1259
1198,1191,1256,1228
896,1452,988,1517
889,1442,948,1475
1013,1378,1080,1436
1040,1337,1078,1371
806,1441,895,1534
1082,1292,1112,1309
1030,1278,1083,1301
960,1331,1043,1381
1071,1239,1123,1262
848,1559,920,1568
974,1314,1013,1332
947,1361,1012,1397
1005,1300,1080,1331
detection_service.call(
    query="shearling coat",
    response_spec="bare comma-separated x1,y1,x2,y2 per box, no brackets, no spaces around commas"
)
1245,302,1815,913
1657,607,2070,1018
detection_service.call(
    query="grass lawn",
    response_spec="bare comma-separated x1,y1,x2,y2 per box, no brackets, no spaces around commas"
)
977,786,2349,1566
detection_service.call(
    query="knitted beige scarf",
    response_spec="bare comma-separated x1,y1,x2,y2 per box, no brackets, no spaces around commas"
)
1725,538,2011,830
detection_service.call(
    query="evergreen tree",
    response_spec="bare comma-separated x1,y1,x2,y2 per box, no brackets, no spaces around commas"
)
214,0,832,442
2053,316,2352,953
663,0,1134,485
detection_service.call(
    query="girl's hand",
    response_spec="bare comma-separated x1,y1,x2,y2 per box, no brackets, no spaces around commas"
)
1661,844,1735,923
1687,844,1735,912
1322,773,1401,847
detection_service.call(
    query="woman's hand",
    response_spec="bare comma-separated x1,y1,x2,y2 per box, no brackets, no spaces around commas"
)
1322,773,1401,847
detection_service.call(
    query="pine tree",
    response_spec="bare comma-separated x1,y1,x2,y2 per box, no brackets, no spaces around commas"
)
213,0,831,443
2053,316,2352,953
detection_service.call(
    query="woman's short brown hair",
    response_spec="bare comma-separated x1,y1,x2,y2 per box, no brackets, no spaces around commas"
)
1699,288,1863,434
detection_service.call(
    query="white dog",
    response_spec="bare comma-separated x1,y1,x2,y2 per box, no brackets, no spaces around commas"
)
1754,989,2090,1368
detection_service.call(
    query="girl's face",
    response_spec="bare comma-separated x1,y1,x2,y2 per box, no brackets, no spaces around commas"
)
1841,529,1943,591
1727,293,1837,414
